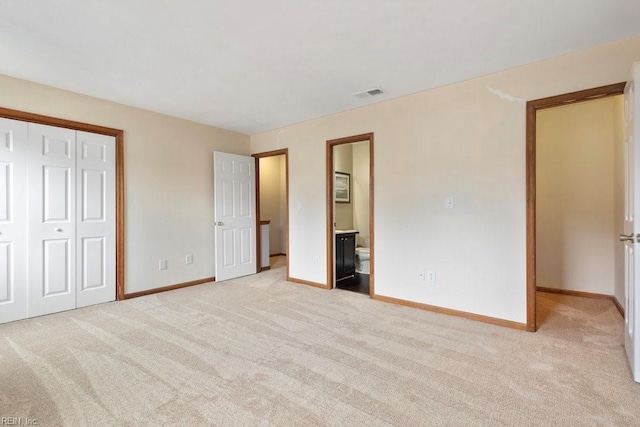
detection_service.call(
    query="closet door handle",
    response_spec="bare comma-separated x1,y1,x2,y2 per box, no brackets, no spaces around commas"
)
55,228,63,232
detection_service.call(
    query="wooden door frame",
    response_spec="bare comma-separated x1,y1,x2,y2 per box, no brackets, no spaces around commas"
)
0,106,126,301
525,82,625,331
253,148,290,280
326,133,374,295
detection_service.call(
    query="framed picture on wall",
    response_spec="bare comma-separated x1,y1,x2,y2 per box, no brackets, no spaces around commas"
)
335,171,350,203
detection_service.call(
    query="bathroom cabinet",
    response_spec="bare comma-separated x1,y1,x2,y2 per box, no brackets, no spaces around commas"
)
336,231,357,284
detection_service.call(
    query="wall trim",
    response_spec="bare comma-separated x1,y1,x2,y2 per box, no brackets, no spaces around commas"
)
525,82,626,332
124,277,216,299
0,106,126,301
613,296,625,317
373,295,528,330
287,277,328,289
537,286,625,318
536,286,612,300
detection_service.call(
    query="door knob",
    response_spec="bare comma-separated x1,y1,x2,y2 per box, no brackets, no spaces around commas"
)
55,228,63,232
216,221,224,226
619,233,637,242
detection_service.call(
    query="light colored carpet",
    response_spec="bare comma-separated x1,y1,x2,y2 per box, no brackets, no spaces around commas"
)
2,257,639,425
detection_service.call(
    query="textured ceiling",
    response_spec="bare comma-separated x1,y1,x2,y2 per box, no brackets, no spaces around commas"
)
1,0,639,134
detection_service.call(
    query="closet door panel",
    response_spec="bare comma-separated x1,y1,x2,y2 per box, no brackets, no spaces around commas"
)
43,239,71,295
0,118,28,324
76,131,115,308
44,166,71,221
28,123,76,317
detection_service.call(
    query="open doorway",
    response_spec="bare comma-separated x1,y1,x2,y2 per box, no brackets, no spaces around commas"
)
526,83,626,331
326,133,374,296
254,149,289,278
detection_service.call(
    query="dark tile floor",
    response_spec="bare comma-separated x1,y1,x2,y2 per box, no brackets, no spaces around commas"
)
336,273,370,296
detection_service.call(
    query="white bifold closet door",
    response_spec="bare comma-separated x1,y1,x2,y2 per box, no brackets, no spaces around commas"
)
0,120,115,323
28,123,116,318
0,118,28,324
28,124,78,317
75,130,116,308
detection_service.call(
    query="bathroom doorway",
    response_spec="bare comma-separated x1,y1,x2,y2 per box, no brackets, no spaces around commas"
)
254,149,289,278
326,133,374,296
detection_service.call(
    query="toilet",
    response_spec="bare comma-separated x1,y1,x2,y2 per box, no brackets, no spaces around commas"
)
355,247,370,274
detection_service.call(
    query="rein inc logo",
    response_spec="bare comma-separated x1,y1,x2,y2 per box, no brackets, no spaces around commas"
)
1,418,38,426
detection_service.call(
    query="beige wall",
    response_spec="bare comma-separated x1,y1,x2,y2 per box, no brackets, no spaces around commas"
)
278,155,287,253
259,155,287,255
334,144,354,230
251,36,640,324
334,142,370,246
536,96,623,295
0,73,250,293
352,141,370,247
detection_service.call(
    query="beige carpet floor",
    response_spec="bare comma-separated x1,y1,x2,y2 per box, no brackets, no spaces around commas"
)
2,257,639,426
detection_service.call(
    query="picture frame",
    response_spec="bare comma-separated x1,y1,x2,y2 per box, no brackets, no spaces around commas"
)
335,171,351,203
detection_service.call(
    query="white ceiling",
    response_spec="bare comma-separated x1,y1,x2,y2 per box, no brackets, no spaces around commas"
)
1,0,639,135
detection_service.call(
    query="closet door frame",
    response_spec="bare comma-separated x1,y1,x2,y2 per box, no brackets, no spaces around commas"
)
0,107,126,301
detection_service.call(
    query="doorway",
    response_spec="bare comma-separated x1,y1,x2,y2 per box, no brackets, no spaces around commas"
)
526,83,626,331
326,133,374,296
254,149,289,279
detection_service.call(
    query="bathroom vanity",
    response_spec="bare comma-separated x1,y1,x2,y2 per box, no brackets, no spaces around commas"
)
335,230,358,284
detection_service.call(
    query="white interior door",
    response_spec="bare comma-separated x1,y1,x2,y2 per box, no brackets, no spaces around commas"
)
76,131,116,308
213,152,256,281
0,118,28,323
28,123,76,317
623,61,640,383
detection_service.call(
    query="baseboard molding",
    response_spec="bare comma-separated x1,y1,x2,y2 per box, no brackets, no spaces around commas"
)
270,253,287,257
260,266,271,272
612,296,625,317
536,286,610,300
372,295,528,330
537,286,625,318
124,277,216,299
287,277,328,289
611,296,624,319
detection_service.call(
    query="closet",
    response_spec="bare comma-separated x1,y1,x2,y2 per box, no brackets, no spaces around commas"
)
0,117,116,324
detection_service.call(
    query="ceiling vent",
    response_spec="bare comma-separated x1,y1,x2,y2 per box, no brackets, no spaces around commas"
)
352,87,385,99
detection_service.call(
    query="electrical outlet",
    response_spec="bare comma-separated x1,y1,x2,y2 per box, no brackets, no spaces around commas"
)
445,196,455,209
427,271,436,283
314,256,320,265
417,270,425,280
186,254,193,265
159,260,168,270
